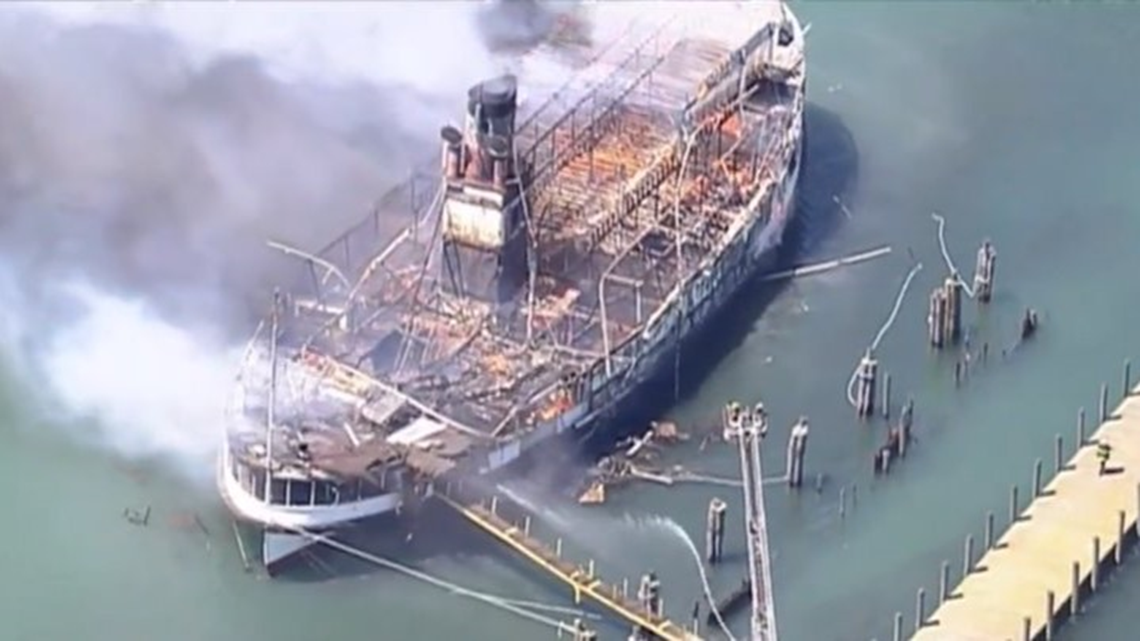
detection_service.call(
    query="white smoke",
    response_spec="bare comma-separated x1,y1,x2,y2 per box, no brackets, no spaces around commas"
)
0,2,566,483
37,281,242,481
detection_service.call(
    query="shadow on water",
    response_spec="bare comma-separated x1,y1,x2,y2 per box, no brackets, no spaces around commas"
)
285,102,860,585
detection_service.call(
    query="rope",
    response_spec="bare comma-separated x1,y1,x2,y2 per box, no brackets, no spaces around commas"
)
282,525,579,634
931,212,976,298
846,262,924,408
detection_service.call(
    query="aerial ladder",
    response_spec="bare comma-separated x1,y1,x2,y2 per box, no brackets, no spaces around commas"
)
725,401,779,641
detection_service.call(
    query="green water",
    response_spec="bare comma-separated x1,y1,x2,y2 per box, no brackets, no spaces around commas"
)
3,3,1140,640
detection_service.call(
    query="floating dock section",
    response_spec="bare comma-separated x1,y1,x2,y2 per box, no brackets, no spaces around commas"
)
438,494,700,641
908,366,1140,641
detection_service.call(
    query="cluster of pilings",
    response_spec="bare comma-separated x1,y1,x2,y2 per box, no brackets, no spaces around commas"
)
785,417,810,488
927,275,963,349
873,398,914,476
928,240,997,350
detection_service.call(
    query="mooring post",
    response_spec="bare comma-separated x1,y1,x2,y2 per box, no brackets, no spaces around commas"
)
1124,359,1133,399
892,612,903,641
1100,382,1109,423
1078,407,1086,445
964,534,975,576
706,498,727,564
1046,590,1055,641
1055,434,1064,474
1116,510,1126,565
856,350,878,418
915,587,926,631
1071,561,1080,617
939,560,950,605
1092,536,1101,591
928,288,947,349
985,510,995,550
944,276,963,344
883,372,892,419
1010,485,1020,524
973,239,996,303
1022,616,1032,641
1034,458,1044,497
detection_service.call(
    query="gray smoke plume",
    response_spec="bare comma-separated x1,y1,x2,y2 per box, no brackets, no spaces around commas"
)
0,4,572,481
475,0,592,54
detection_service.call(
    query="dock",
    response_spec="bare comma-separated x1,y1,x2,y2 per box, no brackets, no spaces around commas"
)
908,371,1140,641
438,494,701,641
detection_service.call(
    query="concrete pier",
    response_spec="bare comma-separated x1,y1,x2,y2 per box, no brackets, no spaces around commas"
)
910,369,1140,641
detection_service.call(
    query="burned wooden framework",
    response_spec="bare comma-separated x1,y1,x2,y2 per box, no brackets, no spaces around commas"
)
234,8,806,490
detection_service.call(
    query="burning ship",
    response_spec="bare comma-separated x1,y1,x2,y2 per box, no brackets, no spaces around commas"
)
218,2,806,571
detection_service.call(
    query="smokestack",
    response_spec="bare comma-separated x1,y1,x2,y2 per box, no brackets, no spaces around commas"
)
440,125,463,181
486,134,511,190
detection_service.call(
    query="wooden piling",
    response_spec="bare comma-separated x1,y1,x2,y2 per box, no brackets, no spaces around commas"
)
1092,536,1101,591
1070,561,1080,617
883,372,892,419
944,277,963,344
1125,359,1132,399
900,399,914,458
1116,510,1125,565
973,240,996,304
1010,485,1019,523
1078,407,1086,445
928,288,947,349
1100,382,1109,423
1055,434,1064,474
1022,617,1031,641
893,612,903,641
786,417,809,489
915,587,926,630
964,534,974,576
985,511,995,551
856,350,878,418
1033,458,1043,497
1045,590,1055,641
706,498,727,565
939,560,950,605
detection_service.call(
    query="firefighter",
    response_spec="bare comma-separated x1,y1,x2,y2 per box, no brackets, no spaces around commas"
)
1097,441,1113,476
